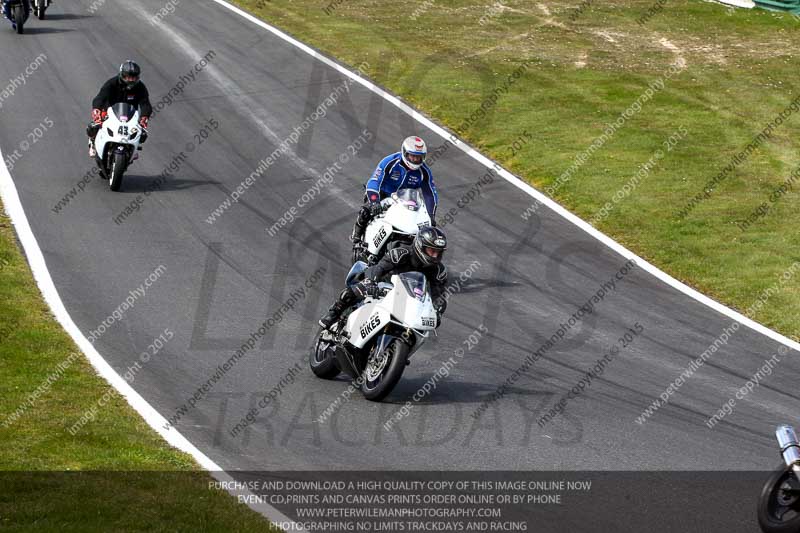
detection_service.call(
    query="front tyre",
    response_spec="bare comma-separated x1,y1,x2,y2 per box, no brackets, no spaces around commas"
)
109,151,127,191
758,464,800,533
361,339,409,402
13,5,24,33
310,328,339,379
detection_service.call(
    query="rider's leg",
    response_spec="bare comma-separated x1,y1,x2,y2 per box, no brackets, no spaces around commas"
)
86,123,100,157
319,287,357,329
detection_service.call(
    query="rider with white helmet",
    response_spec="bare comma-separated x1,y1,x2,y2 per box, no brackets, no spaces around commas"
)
350,136,439,253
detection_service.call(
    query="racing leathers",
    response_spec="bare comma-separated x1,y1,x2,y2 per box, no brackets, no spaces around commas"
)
319,244,448,329
351,152,439,244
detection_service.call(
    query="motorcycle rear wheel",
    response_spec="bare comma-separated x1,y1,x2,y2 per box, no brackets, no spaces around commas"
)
13,6,24,33
758,464,800,533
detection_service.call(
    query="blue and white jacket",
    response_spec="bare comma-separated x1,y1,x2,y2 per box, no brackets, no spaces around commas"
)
365,152,438,218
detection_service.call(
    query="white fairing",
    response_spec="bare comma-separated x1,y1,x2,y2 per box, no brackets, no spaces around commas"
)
343,273,437,349
94,105,142,162
364,189,431,257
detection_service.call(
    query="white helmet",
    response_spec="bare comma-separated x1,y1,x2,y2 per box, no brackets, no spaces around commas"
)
401,136,427,170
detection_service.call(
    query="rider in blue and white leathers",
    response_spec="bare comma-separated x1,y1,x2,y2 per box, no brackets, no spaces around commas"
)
351,136,439,253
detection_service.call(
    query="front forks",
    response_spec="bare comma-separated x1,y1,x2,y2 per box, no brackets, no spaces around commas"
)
776,425,800,482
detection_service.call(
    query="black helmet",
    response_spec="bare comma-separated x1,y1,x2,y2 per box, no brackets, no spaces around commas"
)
413,226,447,266
118,60,141,90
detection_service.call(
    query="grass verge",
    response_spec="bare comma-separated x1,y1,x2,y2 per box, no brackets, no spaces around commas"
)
231,0,800,340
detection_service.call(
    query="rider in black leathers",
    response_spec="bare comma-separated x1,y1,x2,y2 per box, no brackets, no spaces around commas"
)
319,226,449,330
87,60,152,157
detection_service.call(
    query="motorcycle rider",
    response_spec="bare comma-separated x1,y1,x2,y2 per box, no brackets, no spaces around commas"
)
351,136,439,257
87,60,152,158
2,0,30,29
319,226,449,330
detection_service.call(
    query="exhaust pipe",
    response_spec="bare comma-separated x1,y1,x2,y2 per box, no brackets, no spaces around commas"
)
775,425,800,479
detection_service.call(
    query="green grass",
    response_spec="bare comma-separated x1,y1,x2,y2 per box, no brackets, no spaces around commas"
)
0,203,277,531
233,0,800,340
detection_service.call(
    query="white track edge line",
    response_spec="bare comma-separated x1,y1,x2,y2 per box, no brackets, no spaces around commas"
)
0,158,303,530
209,0,799,354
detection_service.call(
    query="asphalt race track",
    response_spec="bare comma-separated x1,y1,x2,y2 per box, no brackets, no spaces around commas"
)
1,1,798,530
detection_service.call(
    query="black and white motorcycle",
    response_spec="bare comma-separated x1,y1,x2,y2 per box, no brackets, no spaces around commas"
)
758,425,800,532
32,0,49,20
91,103,145,191
355,188,432,265
310,262,439,402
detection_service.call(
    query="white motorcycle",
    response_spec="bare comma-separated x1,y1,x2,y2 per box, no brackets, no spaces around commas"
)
32,0,49,20
92,103,144,191
310,262,438,402
355,188,432,265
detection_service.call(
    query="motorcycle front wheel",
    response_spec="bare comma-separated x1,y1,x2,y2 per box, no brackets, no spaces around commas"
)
109,151,126,191
360,338,409,402
758,464,800,533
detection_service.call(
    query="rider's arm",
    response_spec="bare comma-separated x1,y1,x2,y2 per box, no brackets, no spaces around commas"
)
420,164,439,219
137,83,153,118
363,246,410,283
91,77,115,112
429,263,449,314
365,154,397,202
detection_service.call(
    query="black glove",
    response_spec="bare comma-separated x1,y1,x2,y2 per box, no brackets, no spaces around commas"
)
352,279,378,299
369,202,384,216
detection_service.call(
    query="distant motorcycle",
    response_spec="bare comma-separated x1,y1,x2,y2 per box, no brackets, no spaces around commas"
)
758,425,800,533
91,103,145,191
355,188,432,265
31,0,48,20
310,262,439,402
4,0,30,34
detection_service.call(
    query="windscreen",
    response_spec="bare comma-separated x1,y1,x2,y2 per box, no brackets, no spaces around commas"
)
399,272,427,301
394,188,424,211
111,103,138,123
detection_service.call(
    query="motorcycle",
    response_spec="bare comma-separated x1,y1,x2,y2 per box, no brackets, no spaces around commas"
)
310,262,438,402
31,0,48,20
355,188,432,265
4,0,30,34
91,103,145,192
758,425,800,533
